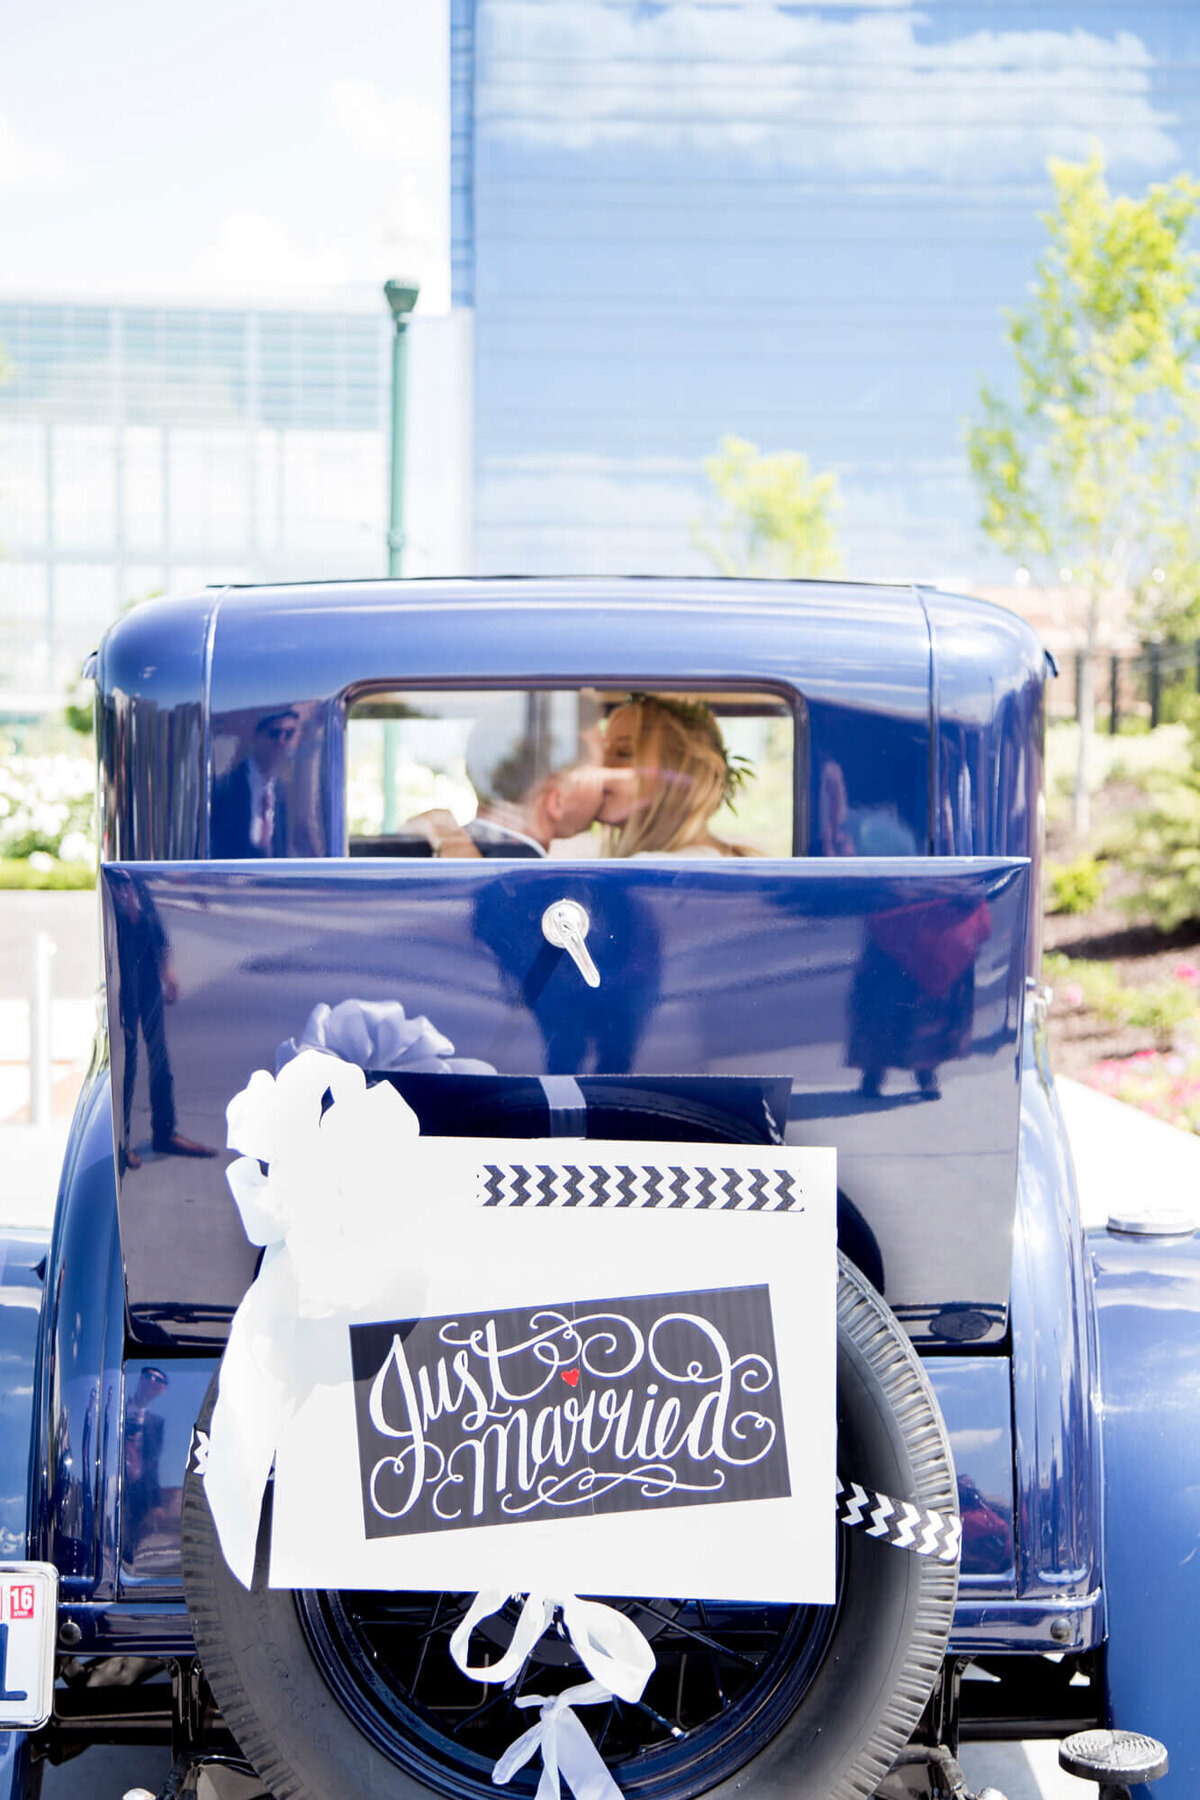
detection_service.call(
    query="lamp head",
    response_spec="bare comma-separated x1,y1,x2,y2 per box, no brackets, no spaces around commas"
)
384,279,421,320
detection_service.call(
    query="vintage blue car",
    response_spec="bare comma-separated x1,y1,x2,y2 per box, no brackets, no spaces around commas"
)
0,577,1192,1800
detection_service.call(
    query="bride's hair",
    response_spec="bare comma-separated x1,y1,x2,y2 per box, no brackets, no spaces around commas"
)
603,695,751,857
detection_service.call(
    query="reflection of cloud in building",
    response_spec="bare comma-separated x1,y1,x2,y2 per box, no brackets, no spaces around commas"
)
484,4,1174,174
477,455,709,575
476,457,994,581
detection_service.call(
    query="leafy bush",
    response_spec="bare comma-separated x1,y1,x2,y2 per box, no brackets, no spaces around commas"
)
1121,981,1199,1044
0,859,95,890
0,752,95,869
1046,855,1106,915
1115,772,1200,931
1045,950,1200,1047
1044,951,1125,1021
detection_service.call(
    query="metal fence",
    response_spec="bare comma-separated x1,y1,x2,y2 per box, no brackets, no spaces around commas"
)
1056,643,1200,732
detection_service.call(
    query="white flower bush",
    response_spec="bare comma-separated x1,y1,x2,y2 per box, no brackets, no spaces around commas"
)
0,753,96,864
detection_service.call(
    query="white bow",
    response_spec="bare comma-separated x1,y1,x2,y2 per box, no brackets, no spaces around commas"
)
206,1045,659,1800
206,1048,426,1587
450,1590,655,1800
449,1590,654,1702
493,1684,623,1800
276,997,494,1075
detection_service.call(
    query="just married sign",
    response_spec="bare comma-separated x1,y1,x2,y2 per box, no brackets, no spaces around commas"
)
207,1051,838,1604
350,1282,791,1538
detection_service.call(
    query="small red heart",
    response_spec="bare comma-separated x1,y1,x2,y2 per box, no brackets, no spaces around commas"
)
560,1368,580,1387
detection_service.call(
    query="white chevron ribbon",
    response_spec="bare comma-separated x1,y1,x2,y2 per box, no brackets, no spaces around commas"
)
835,1475,960,1563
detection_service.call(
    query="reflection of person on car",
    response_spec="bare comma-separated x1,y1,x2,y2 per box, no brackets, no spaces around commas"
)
211,708,300,857
408,697,607,857
109,869,216,1168
123,1365,168,1556
210,709,298,856
847,892,990,1102
600,694,757,857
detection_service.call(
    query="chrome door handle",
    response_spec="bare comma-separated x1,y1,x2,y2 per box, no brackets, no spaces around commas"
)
541,899,600,988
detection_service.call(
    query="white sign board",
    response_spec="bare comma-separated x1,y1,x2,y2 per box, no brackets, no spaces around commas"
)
267,1139,837,1603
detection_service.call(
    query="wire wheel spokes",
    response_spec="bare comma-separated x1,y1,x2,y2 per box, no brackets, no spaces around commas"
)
298,1585,841,1800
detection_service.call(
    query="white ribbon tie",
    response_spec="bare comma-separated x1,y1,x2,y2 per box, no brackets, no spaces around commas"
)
449,1590,655,1800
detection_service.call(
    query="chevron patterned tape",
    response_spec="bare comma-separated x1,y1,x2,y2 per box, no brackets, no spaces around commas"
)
835,1476,961,1563
479,1162,802,1212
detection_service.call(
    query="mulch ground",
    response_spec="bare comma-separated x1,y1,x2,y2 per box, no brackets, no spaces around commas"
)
1043,780,1200,1079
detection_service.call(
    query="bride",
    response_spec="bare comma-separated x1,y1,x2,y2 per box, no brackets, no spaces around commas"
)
599,693,759,858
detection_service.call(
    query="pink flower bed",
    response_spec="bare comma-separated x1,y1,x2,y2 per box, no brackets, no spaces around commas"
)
1083,1045,1200,1133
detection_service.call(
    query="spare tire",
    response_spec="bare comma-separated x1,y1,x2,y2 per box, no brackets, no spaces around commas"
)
181,1254,957,1800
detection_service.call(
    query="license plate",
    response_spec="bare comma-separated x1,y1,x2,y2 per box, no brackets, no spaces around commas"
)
0,1564,57,1729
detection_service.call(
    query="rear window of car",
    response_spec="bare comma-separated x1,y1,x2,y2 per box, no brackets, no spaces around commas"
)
345,686,796,859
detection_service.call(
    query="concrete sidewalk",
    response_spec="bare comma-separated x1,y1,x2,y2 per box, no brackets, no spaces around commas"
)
1057,1073,1200,1228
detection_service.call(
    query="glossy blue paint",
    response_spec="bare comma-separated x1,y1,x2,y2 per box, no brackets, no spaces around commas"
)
1010,1019,1099,1611
118,1358,215,1597
49,1600,189,1658
0,1735,33,1800
93,578,1047,948
948,1593,1103,1656
1089,1225,1200,1799
41,576,1198,1778
31,1071,125,1600
0,1234,47,1562
206,578,936,864
98,1355,1016,1623
94,588,217,863
923,589,1048,968
100,855,1028,1347
924,1359,1015,1588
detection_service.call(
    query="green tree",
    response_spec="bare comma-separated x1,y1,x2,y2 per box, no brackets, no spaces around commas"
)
696,434,843,579
967,149,1200,834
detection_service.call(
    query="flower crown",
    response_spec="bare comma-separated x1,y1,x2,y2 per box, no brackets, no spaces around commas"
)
625,693,755,806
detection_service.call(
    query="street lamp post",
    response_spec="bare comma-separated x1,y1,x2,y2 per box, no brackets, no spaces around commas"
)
384,278,420,578
382,280,419,829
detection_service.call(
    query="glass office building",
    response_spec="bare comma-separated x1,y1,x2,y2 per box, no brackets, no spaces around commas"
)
0,300,391,695
452,0,1200,581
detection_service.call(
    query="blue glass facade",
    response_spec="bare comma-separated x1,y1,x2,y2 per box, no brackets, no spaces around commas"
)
453,0,1200,580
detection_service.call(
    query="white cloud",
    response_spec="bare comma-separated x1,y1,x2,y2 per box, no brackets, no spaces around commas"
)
0,112,66,186
480,4,1176,175
176,78,451,308
330,77,445,171
327,78,450,309
190,211,354,290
